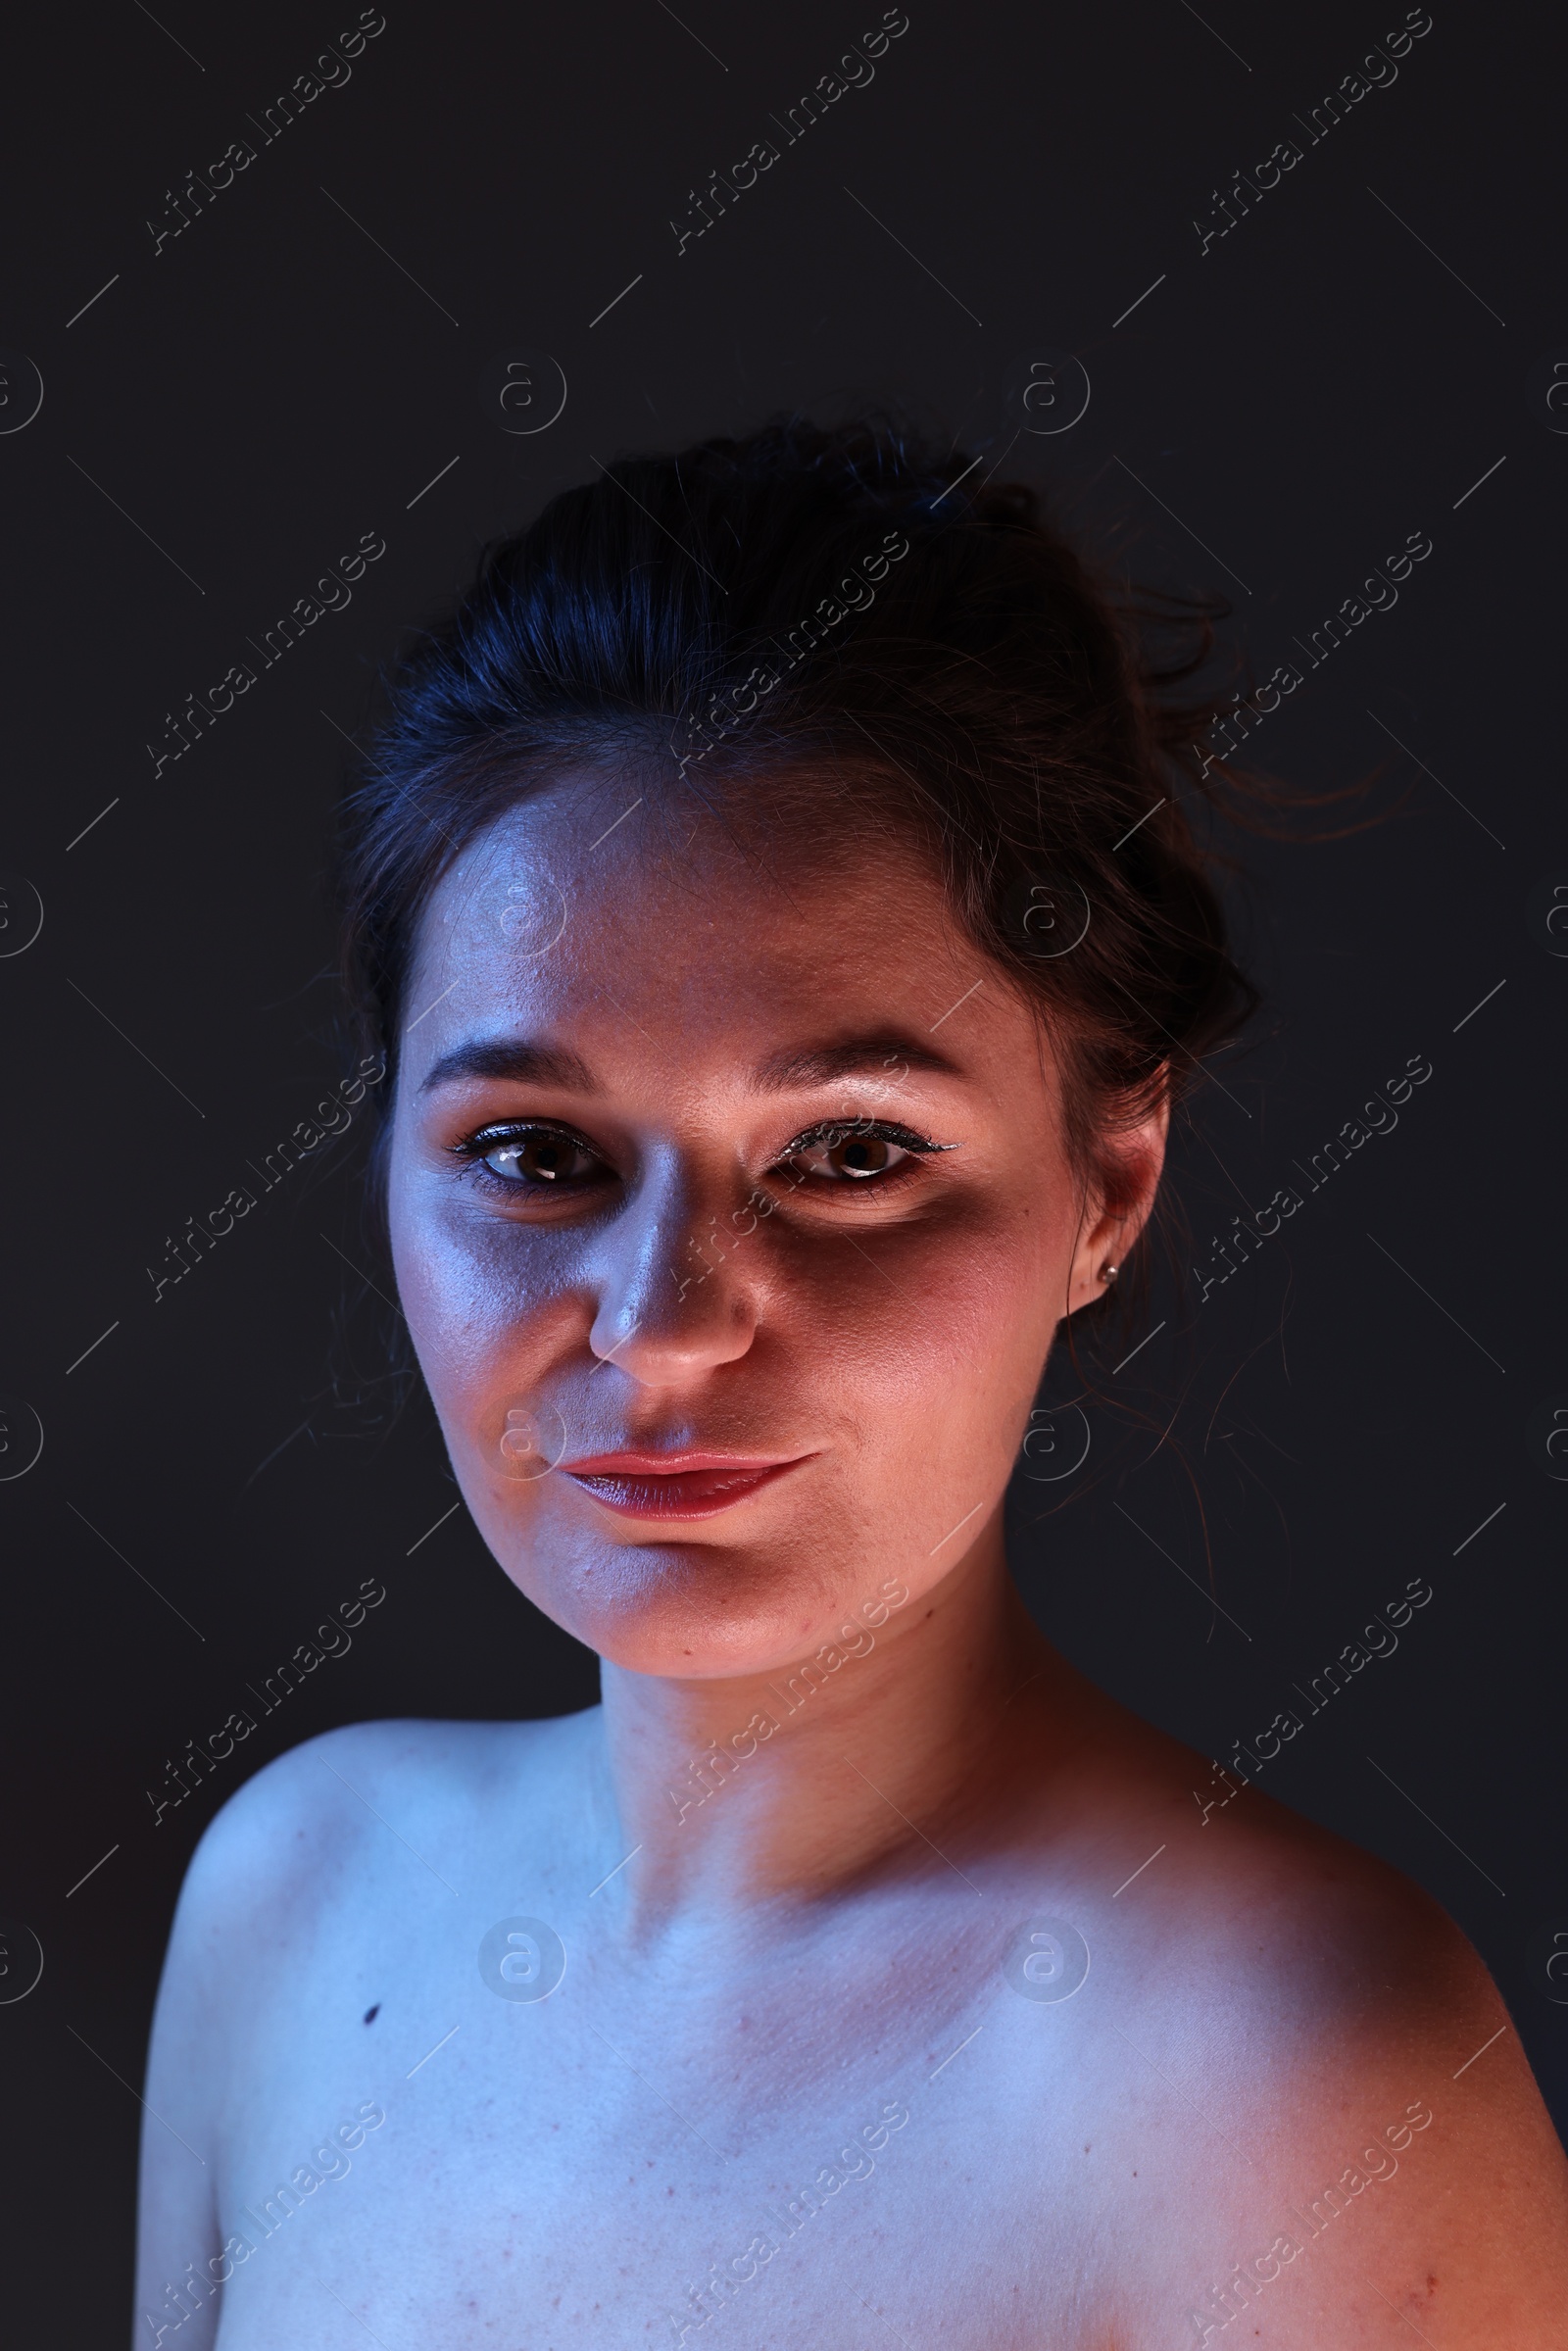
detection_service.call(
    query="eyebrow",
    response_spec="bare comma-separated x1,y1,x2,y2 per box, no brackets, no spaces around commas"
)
419,1033,961,1096
750,1037,961,1091
419,1039,597,1094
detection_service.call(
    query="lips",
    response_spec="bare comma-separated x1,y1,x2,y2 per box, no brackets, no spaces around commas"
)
559,1450,813,1520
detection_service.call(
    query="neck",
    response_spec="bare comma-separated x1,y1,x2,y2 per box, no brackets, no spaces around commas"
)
586,1518,1075,1939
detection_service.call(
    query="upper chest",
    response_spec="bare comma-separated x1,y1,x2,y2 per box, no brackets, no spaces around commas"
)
209,1891,1160,2350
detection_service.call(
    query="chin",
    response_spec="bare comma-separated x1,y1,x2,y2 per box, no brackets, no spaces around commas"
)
448,1436,926,1678
522,1521,847,1678
486,1497,918,1690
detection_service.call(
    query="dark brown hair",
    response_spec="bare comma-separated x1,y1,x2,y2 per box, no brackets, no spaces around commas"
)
337,413,1257,1297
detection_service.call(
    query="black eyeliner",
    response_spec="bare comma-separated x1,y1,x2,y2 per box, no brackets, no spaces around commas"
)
448,1116,597,1161
780,1117,956,1156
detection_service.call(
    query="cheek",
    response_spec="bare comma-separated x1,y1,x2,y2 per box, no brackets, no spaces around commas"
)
391,1211,591,1597
387,1158,576,1447
883,1173,1067,1342
773,1189,1067,1464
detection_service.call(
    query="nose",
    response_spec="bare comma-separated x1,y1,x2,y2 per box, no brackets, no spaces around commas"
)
586,1153,759,1384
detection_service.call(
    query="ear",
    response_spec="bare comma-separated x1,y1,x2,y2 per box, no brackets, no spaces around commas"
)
1062,1084,1170,1317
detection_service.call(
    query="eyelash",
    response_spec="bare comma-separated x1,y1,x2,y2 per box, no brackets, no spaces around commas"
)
450,1116,952,1199
777,1118,952,1180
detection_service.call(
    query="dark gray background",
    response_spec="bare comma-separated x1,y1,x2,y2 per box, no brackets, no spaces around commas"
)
2,0,1564,2332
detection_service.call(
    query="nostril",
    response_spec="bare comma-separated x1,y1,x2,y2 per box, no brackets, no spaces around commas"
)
588,1320,645,1377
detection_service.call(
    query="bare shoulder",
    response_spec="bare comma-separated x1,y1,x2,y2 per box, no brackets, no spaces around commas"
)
172,1709,591,1938
134,1713,590,2345
1058,1711,1568,2344
150,1709,593,2079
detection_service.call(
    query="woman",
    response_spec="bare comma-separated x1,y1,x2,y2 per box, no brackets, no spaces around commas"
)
133,417,1568,2347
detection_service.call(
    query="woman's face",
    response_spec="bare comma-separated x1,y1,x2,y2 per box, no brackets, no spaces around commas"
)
386,782,1160,1678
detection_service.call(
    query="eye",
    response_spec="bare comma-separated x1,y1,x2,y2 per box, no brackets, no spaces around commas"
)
461,1124,608,1188
775,1120,949,1186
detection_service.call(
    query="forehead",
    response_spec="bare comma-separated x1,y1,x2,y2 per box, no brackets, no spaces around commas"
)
400,780,1014,1075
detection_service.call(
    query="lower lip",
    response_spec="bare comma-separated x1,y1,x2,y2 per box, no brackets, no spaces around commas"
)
563,1459,808,1519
